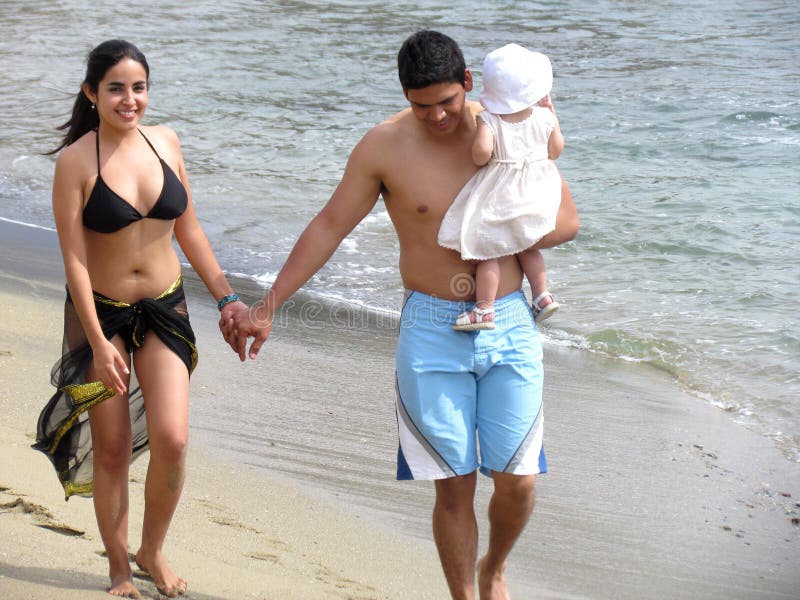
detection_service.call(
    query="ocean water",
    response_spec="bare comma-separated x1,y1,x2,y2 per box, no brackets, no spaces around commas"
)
0,0,798,476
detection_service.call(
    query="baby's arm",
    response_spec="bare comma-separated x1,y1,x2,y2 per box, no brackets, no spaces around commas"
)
538,95,565,160
472,118,494,166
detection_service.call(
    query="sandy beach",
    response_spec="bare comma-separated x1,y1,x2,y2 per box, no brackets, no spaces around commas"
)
0,220,447,600
1,218,799,599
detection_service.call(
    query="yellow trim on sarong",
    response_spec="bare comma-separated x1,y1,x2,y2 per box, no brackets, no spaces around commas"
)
49,382,115,454
62,480,94,498
38,273,196,500
92,274,184,307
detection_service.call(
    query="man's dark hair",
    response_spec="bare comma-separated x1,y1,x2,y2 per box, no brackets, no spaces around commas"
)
397,30,467,91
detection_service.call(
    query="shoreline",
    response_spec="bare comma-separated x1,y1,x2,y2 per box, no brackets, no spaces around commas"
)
0,221,448,599
1,218,799,599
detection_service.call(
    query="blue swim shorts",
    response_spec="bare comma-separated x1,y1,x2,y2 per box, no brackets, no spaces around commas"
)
395,289,546,480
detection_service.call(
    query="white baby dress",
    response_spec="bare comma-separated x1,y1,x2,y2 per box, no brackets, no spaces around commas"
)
438,108,562,260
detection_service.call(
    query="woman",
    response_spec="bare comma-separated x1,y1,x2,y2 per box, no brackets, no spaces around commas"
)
34,39,243,598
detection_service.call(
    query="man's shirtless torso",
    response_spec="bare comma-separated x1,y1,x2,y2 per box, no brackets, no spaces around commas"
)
352,94,525,301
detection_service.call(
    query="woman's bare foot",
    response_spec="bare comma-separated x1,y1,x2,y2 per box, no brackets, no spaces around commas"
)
108,574,141,598
477,556,511,600
134,549,187,597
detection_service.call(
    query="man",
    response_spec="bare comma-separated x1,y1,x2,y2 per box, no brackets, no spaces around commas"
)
224,30,578,600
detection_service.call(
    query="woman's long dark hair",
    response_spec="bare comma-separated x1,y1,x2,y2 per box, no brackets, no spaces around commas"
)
48,39,149,155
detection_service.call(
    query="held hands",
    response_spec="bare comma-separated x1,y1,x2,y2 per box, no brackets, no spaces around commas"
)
218,299,272,361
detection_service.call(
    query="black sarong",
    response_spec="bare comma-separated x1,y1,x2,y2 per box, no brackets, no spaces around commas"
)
33,275,197,499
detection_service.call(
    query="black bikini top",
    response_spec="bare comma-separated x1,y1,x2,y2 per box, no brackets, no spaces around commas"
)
82,129,188,233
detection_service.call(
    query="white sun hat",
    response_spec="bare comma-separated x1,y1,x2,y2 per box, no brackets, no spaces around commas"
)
479,43,553,114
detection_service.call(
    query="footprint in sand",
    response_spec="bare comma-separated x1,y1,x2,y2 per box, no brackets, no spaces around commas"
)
194,496,266,534
0,492,86,537
246,551,281,564
209,515,263,534
312,562,378,599
194,498,229,512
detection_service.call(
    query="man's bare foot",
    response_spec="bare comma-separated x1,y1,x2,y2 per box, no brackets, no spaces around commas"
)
134,549,187,597
477,556,511,600
108,575,141,598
